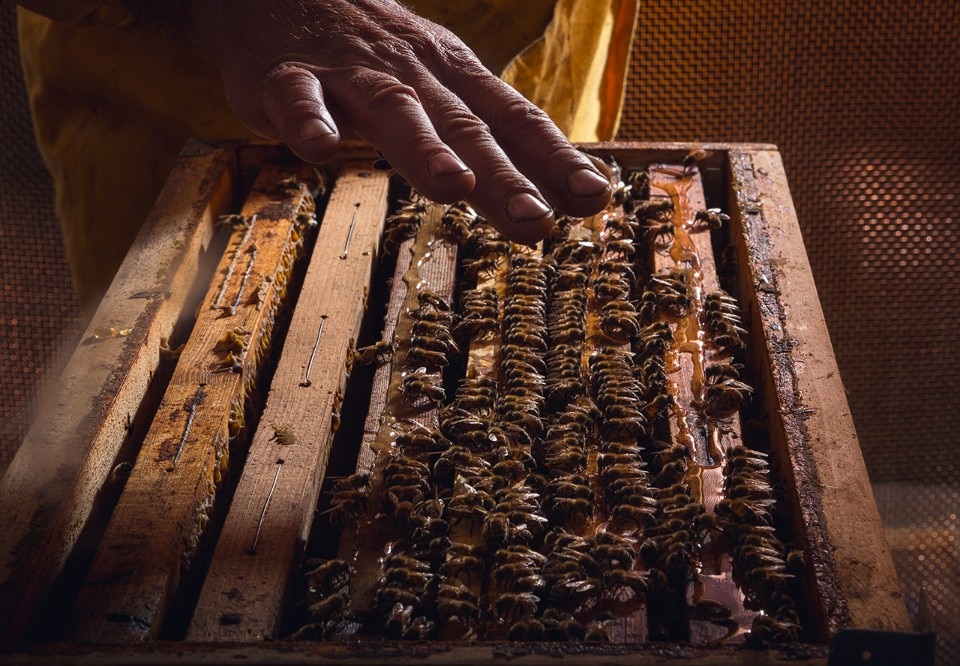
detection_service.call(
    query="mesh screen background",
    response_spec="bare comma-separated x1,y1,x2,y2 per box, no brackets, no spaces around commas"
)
0,6,81,475
0,1,955,661
616,1,957,662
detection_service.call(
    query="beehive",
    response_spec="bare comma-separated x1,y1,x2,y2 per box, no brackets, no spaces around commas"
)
0,142,909,664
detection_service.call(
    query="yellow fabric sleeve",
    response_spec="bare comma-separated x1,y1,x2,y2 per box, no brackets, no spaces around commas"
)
17,0,638,310
14,0,133,26
502,0,639,141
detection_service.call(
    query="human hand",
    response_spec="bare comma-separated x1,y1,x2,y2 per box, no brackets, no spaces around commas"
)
179,0,613,244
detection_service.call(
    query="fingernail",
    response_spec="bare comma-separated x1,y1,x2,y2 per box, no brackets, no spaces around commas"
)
427,152,470,177
567,168,611,197
506,192,552,222
298,118,336,142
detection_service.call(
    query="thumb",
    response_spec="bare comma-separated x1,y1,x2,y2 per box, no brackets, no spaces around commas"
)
260,65,341,164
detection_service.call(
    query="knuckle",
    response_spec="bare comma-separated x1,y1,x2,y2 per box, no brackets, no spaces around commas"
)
497,97,552,131
361,76,421,111
436,110,490,144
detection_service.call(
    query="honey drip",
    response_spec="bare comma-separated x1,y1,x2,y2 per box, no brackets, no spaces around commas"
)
653,167,755,643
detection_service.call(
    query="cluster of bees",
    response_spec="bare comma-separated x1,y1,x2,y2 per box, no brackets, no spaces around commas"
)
293,162,805,644
716,446,803,641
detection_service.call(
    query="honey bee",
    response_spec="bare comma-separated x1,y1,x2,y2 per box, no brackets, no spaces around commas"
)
437,580,478,607
377,585,421,611
482,513,512,549
550,497,596,525
601,416,648,440
440,554,484,581
463,255,502,279
631,198,674,219
713,331,747,357
546,475,592,499
491,546,545,568
492,561,537,586
383,210,424,255
506,618,546,641
385,603,435,640
439,410,491,450
551,239,597,265
743,564,794,592
382,553,431,572
701,376,754,419
407,514,451,544
553,267,590,290
405,345,448,371
383,485,429,512
738,544,787,570
626,169,651,201
412,307,455,327
401,370,445,405
490,459,530,485
748,614,801,644
682,146,712,174
416,289,450,312
383,566,434,591
493,592,541,623
500,410,544,439
322,489,370,528
592,541,637,570
306,558,351,595
503,330,548,352
602,214,640,240
693,207,730,231
611,502,657,527
604,238,636,258
715,497,772,524
411,320,452,342
541,608,586,641
352,340,393,365
394,427,449,455
601,568,647,599
307,592,348,622
440,201,477,246
547,574,601,608
600,305,641,341
436,598,481,627
592,274,631,301
469,235,511,258
410,332,458,354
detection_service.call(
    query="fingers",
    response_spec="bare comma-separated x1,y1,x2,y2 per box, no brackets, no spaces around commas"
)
328,67,478,205
260,66,341,164
444,62,613,217
404,71,555,244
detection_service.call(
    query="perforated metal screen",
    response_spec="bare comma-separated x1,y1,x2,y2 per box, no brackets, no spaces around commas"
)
0,6,81,474
0,0,957,661
616,2,958,662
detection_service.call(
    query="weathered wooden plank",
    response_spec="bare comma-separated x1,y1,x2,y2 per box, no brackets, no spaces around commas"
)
649,164,752,645
0,142,909,656
728,148,910,634
0,641,828,666
0,143,236,647
340,200,459,616
187,162,391,641
70,163,320,643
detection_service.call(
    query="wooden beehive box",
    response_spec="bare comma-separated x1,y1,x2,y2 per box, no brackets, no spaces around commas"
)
0,142,909,664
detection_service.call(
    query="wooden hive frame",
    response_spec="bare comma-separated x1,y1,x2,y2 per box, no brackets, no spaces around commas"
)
0,141,909,664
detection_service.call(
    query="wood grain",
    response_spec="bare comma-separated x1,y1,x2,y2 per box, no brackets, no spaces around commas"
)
728,147,911,634
648,164,751,645
338,199,459,615
0,144,236,646
187,162,391,641
70,162,319,643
